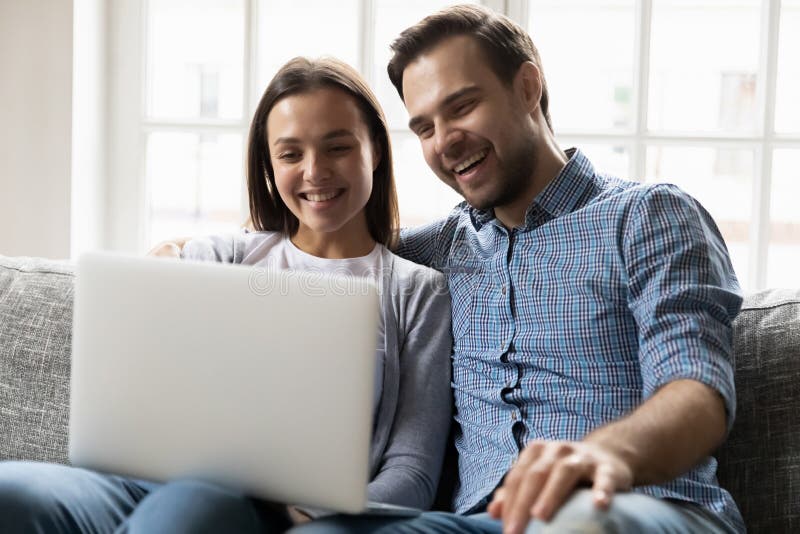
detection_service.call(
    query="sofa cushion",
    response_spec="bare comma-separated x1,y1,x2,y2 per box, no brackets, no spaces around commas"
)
0,255,73,464
717,288,800,533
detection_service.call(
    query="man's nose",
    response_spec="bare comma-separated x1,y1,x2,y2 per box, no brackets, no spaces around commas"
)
433,122,464,157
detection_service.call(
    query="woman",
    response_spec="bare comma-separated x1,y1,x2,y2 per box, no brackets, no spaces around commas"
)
0,57,452,533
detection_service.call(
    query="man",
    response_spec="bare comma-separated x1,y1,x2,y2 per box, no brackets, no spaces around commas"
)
291,4,743,534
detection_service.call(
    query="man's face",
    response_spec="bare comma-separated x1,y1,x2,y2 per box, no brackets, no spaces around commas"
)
402,35,537,211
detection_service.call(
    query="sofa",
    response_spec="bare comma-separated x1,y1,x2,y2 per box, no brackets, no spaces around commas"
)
1,254,798,532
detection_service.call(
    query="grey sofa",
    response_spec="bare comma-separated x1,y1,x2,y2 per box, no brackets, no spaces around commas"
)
1,255,798,532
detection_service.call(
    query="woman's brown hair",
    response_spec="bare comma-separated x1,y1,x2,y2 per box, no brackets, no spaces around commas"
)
247,57,398,247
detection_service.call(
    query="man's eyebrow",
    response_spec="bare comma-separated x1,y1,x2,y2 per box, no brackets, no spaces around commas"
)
272,129,354,146
407,86,481,131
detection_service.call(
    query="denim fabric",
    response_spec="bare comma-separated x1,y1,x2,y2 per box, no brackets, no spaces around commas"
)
0,461,289,533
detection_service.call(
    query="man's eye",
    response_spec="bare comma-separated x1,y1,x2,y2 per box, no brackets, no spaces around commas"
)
454,100,476,116
415,126,433,139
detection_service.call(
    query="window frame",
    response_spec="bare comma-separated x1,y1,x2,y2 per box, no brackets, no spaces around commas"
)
106,0,800,290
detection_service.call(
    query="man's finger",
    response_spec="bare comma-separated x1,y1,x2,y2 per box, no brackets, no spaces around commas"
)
531,454,591,521
591,464,618,510
491,441,545,517
502,445,570,534
487,487,506,518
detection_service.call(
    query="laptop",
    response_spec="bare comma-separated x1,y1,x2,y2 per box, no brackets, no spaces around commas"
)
69,251,384,514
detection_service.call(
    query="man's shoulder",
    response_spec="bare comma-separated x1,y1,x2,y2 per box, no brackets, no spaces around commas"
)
587,174,696,213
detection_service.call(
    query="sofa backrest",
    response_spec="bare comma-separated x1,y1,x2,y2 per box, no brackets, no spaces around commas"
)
0,256,73,464
1,255,799,530
717,288,800,532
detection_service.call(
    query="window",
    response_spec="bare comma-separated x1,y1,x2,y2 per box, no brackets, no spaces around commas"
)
526,0,800,290
108,0,799,291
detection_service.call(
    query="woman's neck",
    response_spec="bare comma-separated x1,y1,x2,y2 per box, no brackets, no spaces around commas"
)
290,220,376,259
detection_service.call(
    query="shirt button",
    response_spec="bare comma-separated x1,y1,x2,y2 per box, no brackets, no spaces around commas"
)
511,412,517,421
501,285,507,295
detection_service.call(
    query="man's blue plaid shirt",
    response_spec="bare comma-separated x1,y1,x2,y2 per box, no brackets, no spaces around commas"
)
396,149,744,532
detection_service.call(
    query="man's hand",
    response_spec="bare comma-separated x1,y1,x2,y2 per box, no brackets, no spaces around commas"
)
487,440,633,534
146,237,190,258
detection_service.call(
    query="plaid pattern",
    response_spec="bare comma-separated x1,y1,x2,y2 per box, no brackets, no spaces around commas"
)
397,149,745,532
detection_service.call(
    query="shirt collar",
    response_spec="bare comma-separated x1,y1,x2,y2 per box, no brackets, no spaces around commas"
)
468,148,598,231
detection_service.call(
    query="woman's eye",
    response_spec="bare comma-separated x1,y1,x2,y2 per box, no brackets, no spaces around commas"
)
277,151,300,161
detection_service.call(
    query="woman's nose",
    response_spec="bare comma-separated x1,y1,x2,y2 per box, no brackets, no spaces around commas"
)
303,153,332,183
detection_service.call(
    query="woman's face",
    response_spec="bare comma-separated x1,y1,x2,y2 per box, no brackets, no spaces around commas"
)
267,87,379,242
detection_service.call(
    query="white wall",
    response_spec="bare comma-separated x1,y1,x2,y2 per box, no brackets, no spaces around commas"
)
72,0,108,259
0,0,74,259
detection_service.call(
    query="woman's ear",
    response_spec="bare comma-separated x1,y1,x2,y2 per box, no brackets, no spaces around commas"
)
515,61,543,114
371,136,382,173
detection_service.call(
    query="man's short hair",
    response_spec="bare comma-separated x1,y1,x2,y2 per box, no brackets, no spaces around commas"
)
387,4,552,132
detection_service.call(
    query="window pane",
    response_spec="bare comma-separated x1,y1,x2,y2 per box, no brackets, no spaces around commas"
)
373,0,478,130
392,132,463,227
256,0,360,93
147,0,245,120
528,0,636,132
648,0,761,134
645,146,754,288
775,0,800,133
146,132,244,246
767,149,800,288
563,143,631,180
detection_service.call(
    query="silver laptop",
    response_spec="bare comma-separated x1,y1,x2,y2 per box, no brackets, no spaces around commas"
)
69,252,380,513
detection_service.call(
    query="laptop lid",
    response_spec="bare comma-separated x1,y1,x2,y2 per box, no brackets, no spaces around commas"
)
69,252,378,513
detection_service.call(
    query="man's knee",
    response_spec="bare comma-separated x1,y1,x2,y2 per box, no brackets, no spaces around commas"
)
525,490,620,534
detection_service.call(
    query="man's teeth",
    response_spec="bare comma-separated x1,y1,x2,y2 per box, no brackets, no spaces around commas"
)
305,191,339,202
453,149,489,174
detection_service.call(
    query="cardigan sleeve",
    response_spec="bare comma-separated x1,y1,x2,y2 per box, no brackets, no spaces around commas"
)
180,231,248,264
366,265,453,508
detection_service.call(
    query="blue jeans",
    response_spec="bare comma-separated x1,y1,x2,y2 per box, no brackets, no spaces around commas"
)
288,490,736,534
0,461,290,533
0,461,735,533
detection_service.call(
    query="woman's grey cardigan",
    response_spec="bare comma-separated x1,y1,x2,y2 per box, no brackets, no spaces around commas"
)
182,233,453,509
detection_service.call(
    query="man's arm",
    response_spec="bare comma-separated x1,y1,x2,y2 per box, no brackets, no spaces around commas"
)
489,185,741,534
489,378,725,532
393,210,461,269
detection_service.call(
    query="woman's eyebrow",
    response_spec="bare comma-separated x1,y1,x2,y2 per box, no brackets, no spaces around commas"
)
322,129,355,140
272,129,354,146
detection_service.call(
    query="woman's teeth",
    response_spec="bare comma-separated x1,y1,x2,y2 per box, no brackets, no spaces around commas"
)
304,191,339,202
454,148,489,175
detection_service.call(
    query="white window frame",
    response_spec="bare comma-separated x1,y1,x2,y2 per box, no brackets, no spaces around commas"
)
106,0,799,290
515,0,800,291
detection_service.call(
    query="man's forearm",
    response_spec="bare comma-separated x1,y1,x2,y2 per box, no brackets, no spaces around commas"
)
583,379,727,486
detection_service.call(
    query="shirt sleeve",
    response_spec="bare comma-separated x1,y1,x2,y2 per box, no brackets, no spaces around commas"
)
395,219,450,270
366,269,453,508
623,184,743,433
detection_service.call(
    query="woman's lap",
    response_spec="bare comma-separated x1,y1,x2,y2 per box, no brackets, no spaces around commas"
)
0,460,150,533
0,461,288,534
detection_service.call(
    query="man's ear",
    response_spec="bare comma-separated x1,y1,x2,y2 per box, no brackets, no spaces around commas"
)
514,61,543,114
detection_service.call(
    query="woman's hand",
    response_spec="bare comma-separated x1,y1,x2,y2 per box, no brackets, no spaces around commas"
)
146,237,190,258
